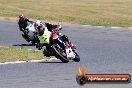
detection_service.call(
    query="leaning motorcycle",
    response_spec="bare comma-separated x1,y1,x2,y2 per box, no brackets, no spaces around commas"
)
39,27,80,63
21,22,39,44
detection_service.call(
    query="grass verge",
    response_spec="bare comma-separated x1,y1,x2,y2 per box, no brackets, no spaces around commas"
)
0,0,132,27
0,47,48,63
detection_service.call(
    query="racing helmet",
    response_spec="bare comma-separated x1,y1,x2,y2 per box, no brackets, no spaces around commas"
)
34,20,45,33
58,25,62,30
19,14,25,19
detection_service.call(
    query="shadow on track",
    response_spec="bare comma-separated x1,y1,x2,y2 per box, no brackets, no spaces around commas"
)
38,60,74,64
12,43,35,46
38,60,65,64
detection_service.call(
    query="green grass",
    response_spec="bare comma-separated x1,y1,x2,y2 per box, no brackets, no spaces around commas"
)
0,0,132,27
0,47,48,63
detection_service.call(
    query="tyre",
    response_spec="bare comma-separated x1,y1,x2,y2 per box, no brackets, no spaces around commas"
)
43,49,51,57
51,44,69,63
73,51,80,62
22,34,30,42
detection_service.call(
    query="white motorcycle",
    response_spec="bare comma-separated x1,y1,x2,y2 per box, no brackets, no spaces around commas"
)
21,22,39,44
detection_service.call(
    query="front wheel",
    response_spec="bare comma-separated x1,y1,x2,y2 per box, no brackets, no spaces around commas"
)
51,44,69,63
22,34,30,42
72,51,80,62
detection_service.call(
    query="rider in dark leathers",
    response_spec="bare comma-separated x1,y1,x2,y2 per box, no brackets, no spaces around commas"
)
18,14,33,31
18,14,33,42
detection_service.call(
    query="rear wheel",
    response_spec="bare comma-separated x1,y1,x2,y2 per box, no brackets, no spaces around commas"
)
43,49,51,57
51,44,69,63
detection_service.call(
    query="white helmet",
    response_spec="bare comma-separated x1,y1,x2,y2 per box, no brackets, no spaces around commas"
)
58,25,62,30
34,20,45,32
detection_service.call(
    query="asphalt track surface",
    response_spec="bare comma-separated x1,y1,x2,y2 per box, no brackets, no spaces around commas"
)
0,20,132,88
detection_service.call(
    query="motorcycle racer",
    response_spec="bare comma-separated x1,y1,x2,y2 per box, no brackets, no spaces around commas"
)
18,14,34,42
34,20,75,58
18,14,33,32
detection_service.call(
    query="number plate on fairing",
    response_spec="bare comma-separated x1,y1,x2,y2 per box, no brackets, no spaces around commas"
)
39,30,51,43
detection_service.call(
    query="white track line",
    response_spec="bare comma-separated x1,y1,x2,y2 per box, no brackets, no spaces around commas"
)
81,25,125,29
29,59,45,62
0,46,10,48
94,26,105,28
48,57,58,61
0,58,57,65
29,58,57,62
28,49,33,51
111,27,121,29
0,61,27,65
34,50,40,52
82,25,91,27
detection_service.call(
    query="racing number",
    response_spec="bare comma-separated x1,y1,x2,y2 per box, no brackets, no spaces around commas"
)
42,35,47,42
